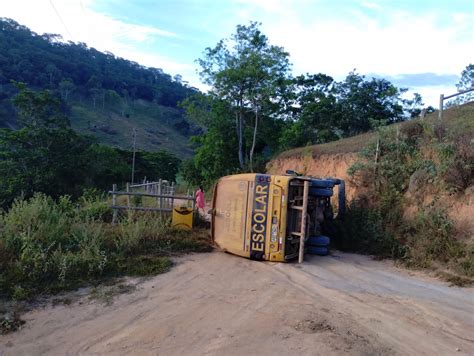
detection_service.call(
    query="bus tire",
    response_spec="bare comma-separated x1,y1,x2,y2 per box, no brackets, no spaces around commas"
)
310,179,336,188
307,235,330,247
307,246,329,256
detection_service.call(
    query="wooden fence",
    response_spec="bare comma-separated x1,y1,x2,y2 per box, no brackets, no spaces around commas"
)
109,180,195,223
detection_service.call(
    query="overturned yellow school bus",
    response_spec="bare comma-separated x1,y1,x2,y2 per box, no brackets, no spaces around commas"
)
210,172,345,262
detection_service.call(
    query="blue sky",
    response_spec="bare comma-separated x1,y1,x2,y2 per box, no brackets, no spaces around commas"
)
2,0,473,106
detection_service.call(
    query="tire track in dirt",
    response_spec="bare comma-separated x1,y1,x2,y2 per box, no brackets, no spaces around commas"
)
1,252,473,355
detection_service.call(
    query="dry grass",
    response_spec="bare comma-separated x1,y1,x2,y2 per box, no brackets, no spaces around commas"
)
275,101,474,159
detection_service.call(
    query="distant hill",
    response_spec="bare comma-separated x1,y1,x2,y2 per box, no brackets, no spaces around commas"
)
0,18,201,157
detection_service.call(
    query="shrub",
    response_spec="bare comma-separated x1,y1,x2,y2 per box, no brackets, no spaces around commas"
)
404,205,461,268
343,119,472,280
0,194,212,300
335,200,405,258
440,135,474,192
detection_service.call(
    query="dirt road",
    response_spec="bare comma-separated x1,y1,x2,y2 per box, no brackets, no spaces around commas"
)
1,251,473,355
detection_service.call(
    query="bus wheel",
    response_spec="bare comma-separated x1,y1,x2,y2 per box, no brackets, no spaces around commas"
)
307,235,330,247
307,246,329,256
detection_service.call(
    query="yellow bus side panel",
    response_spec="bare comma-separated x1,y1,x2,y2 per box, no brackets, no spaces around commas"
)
213,178,250,258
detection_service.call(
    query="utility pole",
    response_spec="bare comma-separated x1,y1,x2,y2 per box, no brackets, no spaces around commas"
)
131,128,137,184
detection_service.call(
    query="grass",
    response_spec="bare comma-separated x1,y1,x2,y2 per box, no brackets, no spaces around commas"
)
436,271,474,287
88,283,137,306
0,193,213,334
69,99,194,158
276,102,474,159
329,102,474,284
0,194,212,303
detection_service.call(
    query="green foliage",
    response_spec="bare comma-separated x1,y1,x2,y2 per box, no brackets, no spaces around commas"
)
197,22,291,170
0,84,182,208
0,19,199,157
436,135,474,192
181,96,240,186
0,126,93,206
0,194,212,300
12,81,69,129
336,201,405,258
280,71,409,150
79,189,113,222
405,205,460,268
0,18,195,124
446,63,474,106
341,117,473,280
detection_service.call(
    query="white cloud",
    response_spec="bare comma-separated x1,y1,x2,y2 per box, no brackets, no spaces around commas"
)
249,3,473,106
262,10,472,77
361,1,382,10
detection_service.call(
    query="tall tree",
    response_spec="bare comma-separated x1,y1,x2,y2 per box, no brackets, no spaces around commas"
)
197,22,291,170
455,64,474,104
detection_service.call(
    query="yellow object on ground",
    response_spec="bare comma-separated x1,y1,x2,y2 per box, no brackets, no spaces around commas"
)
172,207,193,230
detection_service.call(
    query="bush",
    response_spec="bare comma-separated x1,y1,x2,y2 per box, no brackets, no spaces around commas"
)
405,205,461,268
335,200,405,258
80,189,113,222
343,120,472,281
0,194,212,300
439,135,474,192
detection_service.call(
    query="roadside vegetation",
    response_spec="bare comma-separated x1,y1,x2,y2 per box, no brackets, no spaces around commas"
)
0,193,212,303
336,104,474,286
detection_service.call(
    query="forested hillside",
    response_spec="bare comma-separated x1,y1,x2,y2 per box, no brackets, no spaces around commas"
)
0,18,200,157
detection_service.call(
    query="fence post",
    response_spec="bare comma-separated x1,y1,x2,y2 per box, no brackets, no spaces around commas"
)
171,182,175,208
126,182,130,208
158,179,163,210
112,184,117,224
438,94,444,121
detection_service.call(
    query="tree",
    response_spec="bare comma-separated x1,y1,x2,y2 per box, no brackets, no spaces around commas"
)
405,92,424,118
198,22,291,170
105,89,121,109
58,79,75,101
335,71,406,135
279,71,409,150
281,73,340,147
0,85,91,206
455,64,474,104
181,94,240,186
12,81,69,129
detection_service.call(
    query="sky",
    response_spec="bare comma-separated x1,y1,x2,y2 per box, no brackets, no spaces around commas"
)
1,0,473,106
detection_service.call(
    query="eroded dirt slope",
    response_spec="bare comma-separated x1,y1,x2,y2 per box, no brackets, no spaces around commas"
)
1,252,473,355
266,152,359,200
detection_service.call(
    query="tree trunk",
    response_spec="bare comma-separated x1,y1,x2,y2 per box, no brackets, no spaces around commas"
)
237,103,245,169
249,106,258,172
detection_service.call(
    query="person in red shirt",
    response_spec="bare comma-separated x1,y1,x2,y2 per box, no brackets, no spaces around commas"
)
195,186,205,216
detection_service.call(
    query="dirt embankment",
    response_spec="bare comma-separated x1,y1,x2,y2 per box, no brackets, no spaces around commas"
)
1,252,473,355
266,152,359,200
266,151,473,240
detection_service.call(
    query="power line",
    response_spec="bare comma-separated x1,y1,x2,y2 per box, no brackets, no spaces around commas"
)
49,0,73,40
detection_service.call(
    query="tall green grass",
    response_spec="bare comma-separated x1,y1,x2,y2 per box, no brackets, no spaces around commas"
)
0,193,212,300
